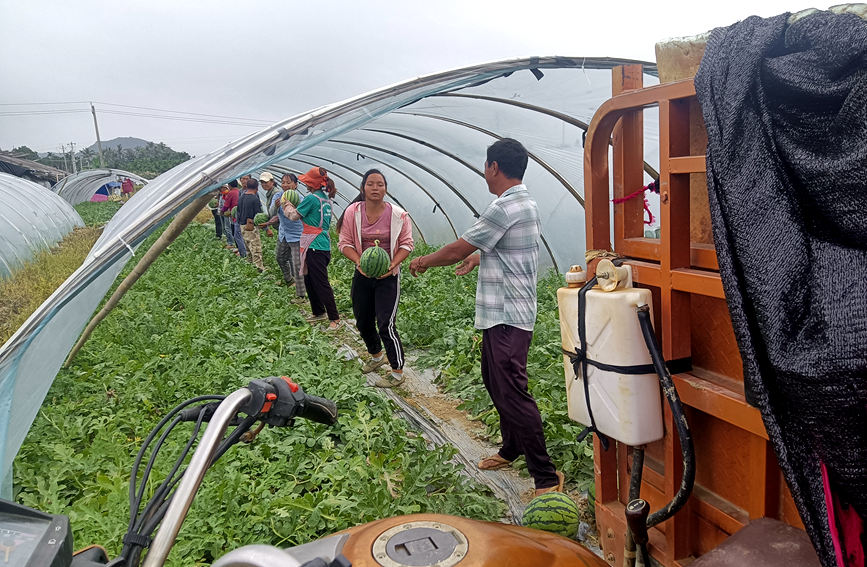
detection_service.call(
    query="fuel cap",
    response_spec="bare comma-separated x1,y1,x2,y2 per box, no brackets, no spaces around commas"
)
371,521,468,567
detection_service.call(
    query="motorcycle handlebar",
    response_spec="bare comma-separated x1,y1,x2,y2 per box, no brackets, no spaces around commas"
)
144,378,337,567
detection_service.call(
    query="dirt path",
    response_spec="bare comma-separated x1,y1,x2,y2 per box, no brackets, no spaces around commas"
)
292,300,600,551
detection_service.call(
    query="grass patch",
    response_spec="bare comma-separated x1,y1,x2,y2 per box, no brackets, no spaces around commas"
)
0,227,102,346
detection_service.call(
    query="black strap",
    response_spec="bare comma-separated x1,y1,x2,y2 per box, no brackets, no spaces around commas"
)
575,276,610,451
563,348,692,376
122,533,151,548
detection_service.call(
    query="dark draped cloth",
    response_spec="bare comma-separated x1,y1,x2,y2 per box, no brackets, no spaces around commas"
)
695,10,867,567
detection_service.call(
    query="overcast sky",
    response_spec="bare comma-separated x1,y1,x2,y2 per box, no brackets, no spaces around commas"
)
1,0,821,157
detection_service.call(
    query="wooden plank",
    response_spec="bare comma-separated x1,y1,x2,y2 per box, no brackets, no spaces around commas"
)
627,260,663,288
672,373,768,439
691,484,748,536
613,65,647,244
669,156,706,174
671,268,725,298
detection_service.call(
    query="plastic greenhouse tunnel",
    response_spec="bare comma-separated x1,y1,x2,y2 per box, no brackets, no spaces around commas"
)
0,173,84,281
0,55,663,492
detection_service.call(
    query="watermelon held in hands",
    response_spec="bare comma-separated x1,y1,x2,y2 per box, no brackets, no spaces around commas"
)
521,492,581,538
254,213,269,225
281,189,301,207
360,240,390,278
230,206,237,218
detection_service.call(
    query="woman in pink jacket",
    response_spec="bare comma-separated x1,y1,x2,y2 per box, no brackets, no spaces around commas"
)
338,169,414,387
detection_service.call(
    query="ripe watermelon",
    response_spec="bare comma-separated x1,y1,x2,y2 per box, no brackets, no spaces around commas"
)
281,189,301,207
520,492,581,538
208,199,218,209
230,206,237,218
254,213,269,225
360,240,390,278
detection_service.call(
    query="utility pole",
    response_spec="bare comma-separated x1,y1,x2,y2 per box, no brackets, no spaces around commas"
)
60,144,70,172
69,141,77,173
91,102,106,168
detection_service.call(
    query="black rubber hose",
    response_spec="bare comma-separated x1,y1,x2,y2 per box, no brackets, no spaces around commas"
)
623,447,646,567
629,447,645,501
636,305,696,527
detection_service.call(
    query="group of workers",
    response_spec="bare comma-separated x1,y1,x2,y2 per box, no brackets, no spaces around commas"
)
209,138,564,496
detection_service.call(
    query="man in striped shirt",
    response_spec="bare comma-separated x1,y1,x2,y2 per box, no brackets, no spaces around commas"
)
409,138,562,496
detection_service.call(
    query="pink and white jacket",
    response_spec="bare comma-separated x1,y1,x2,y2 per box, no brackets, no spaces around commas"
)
338,202,414,274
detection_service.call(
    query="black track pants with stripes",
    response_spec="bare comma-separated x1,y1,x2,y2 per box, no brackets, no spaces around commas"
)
351,270,404,370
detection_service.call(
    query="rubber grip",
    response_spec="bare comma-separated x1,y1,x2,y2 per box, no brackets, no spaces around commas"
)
298,394,338,425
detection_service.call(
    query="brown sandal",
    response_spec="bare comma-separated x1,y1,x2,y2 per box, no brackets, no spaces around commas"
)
477,454,513,471
534,471,565,496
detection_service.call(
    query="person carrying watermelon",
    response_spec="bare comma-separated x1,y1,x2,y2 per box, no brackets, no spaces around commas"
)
338,169,414,387
409,139,564,496
264,173,306,301
282,167,341,331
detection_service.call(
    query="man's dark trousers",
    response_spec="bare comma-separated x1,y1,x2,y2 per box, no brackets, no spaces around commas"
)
481,323,558,489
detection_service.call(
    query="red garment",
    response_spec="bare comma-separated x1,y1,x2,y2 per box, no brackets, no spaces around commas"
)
121,178,134,194
298,167,328,190
221,188,239,221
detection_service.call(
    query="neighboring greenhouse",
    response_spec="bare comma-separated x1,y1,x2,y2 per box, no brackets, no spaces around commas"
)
0,173,84,280
0,56,661,489
53,169,149,205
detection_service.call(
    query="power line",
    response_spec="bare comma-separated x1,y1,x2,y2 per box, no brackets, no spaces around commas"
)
98,109,270,127
0,101,91,106
0,109,90,116
0,100,275,124
94,101,274,123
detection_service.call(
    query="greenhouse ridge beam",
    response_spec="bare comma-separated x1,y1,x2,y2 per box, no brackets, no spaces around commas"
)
351,129,560,272
298,148,458,239
392,111,586,206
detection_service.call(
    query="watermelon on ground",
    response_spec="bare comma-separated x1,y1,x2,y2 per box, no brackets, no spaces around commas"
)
360,240,390,278
520,492,581,538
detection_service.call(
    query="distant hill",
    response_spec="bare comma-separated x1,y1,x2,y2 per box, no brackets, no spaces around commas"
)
87,137,151,152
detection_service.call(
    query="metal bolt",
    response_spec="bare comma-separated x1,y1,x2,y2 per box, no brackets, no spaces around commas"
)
607,528,615,539
607,552,616,563
403,524,412,529
377,554,386,560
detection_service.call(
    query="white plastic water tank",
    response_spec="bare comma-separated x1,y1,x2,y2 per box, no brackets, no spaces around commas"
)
558,265,664,446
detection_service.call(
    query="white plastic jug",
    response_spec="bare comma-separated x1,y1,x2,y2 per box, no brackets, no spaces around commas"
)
558,265,664,446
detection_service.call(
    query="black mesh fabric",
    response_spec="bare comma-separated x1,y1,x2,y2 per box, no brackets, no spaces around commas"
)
695,10,867,567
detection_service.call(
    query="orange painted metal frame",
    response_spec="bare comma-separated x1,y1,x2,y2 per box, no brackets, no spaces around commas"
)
583,67,792,566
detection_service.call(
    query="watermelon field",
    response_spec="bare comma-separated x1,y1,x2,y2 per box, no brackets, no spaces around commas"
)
13,204,595,565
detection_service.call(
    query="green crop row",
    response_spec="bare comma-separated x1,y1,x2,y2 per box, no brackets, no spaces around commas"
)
325,236,595,499
14,225,503,566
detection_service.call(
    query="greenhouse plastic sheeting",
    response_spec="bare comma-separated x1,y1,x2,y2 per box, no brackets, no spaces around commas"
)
0,56,660,490
0,173,84,280
54,169,148,206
